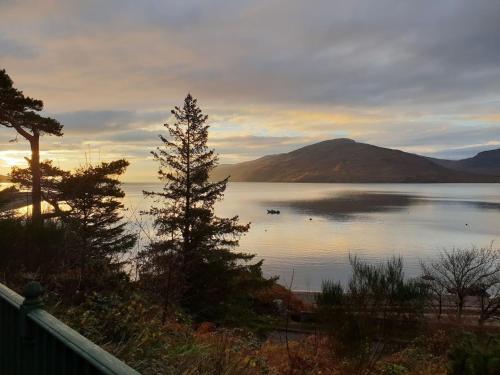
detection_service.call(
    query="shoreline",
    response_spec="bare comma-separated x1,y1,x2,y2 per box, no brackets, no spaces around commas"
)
0,191,31,212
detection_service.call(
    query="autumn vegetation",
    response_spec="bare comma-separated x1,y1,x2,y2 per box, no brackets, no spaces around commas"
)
1,68,500,374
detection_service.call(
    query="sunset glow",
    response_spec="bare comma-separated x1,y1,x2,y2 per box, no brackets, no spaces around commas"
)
1,0,499,181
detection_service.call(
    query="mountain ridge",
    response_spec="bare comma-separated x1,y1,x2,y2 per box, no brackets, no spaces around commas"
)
211,139,499,183
428,148,500,176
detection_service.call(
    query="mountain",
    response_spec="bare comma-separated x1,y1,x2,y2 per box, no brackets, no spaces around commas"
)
428,148,500,177
211,139,499,183
0,175,10,183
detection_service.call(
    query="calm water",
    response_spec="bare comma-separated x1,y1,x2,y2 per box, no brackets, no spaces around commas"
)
123,182,500,291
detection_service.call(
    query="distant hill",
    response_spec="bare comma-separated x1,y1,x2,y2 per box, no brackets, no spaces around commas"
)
428,148,500,176
0,175,10,183
211,139,499,183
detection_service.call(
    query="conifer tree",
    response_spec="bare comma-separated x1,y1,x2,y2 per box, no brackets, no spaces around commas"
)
59,159,137,286
11,160,68,217
0,69,63,226
11,159,137,288
142,94,269,319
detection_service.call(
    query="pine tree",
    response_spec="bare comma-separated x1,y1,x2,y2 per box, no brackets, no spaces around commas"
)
59,159,137,287
142,94,270,320
11,159,137,289
0,69,63,226
11,160,69,217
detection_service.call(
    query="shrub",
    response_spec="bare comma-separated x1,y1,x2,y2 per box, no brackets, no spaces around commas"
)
50,293,268,375
318,256,428,362
0,216,66,288
447,332,500,375
316,280,344,307
380,363,409,375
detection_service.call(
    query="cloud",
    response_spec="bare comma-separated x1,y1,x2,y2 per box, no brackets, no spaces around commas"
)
0,0,499,179
52,110,168,134
2,0,500,109
0,35,36,59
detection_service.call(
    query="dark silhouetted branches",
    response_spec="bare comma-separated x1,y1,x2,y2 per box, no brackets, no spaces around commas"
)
6,159,137,293
140,94,272,321
317,256,428,374
420,244,500,321
0,69,63,225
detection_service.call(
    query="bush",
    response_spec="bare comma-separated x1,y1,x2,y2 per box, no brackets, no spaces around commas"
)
316,280,344,307
0,217,66,288
447,333,500,375
50,293,268,375
380,363,409,375
317,256,428,360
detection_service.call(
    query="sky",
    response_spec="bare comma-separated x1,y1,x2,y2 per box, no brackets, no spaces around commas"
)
1,0,499,181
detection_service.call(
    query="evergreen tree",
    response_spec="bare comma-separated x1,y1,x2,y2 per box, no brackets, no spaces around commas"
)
58,159,137,287
10,159,137,289
11,160,69,217
0,69,63,226
142,94,270,320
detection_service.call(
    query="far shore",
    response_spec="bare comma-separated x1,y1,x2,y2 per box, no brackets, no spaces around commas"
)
0,191,31,212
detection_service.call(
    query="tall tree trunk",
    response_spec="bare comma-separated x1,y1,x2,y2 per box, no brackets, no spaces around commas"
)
161,259,173,324
438,294,442,320
182,120,191,269
457,295,464,319
30,133,42,227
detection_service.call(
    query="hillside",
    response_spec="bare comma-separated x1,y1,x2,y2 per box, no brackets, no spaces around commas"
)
212,139,499,183
429,148,500,176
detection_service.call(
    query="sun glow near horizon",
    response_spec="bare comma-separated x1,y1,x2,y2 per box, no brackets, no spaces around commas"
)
1,0,499,180
0,150,30,170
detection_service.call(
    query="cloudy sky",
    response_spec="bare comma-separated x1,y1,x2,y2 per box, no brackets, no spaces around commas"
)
1,0,499,181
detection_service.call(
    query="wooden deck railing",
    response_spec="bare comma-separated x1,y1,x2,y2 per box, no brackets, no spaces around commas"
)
0,281,140,375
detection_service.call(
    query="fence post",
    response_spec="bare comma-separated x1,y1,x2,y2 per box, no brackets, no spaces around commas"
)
20,281,44,375
22,281,44,311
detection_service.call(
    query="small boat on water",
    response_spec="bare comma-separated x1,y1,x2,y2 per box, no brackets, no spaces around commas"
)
267,209,280,215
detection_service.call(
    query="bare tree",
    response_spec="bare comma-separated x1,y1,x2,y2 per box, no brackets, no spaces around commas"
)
420,271,446,320
475,276,500,324
421,244,500,321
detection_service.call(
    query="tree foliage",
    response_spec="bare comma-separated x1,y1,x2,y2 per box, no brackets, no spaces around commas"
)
140,94,271,320
0,69,63,224
317,256,428,373
11,159,68,215
0,69,62,136
448,332,500,375
59,160,137,286
8,159,137,290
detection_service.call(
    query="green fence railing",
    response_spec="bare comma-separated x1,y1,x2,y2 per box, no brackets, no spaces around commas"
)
0,281,140,375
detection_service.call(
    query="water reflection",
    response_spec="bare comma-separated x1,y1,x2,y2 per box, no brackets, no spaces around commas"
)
268,192,417,219
119,182,500,290
267,191,500,220
4,181,499,291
